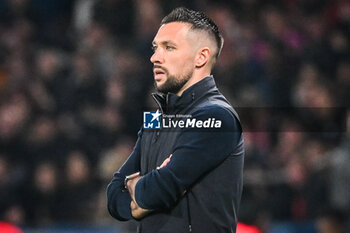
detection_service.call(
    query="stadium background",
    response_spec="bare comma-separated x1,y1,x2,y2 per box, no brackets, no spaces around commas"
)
0,0,349,232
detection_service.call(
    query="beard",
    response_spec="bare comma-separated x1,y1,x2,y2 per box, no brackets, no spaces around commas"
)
155,68,193,94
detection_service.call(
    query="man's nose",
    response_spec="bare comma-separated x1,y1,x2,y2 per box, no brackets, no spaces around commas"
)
150,49,164,64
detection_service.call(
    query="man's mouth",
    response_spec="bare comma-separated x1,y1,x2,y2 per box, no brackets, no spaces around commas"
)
153,68,166,80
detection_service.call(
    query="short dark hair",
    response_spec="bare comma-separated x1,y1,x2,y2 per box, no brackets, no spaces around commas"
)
161,7,224,59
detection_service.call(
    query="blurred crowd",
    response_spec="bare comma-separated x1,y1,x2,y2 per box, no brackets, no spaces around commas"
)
0,0,349,232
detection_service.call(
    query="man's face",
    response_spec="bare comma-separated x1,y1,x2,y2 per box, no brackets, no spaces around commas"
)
151,22,196,94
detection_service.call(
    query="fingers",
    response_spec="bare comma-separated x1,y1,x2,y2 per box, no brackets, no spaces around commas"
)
157,158,169,169
130,200,137,210
157,154,173,169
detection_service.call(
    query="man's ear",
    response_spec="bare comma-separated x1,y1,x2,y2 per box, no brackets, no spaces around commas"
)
195,47,210,68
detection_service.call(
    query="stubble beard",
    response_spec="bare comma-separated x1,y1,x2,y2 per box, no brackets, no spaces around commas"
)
155,69,193,95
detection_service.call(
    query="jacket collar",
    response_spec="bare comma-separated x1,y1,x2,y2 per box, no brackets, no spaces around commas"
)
152,75,217,114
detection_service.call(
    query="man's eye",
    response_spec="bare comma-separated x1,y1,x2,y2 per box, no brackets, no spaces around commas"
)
166,46,174,50
151,46,157,52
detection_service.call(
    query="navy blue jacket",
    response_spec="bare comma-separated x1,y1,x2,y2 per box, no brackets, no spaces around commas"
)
107,76,244,233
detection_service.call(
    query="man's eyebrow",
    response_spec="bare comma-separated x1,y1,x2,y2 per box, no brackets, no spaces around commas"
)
152,40,176,46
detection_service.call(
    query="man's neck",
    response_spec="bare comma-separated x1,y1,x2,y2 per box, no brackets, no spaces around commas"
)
176,71,211,96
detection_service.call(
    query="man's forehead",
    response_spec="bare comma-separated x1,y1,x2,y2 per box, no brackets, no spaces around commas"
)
159,22,191,31
152,22,191,43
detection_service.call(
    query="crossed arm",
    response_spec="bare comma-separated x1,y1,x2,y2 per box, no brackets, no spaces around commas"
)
106,138,173,221
126,155,172,219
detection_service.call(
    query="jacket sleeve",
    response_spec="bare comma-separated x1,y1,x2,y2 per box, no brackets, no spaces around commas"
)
134,106,242,210
106,130,142,221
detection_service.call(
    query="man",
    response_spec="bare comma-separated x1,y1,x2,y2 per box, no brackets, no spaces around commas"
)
107,7,244,233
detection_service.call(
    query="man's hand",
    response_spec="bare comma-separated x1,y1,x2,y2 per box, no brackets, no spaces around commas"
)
126,154,173,219
130,198,151,219
126,174,153,219
157,154,172,169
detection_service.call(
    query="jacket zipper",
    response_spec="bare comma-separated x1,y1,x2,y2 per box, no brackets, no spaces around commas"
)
186,195,193,233
166,93,169,113
151,94,163,139
152,93,192,231
151,93,164,114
